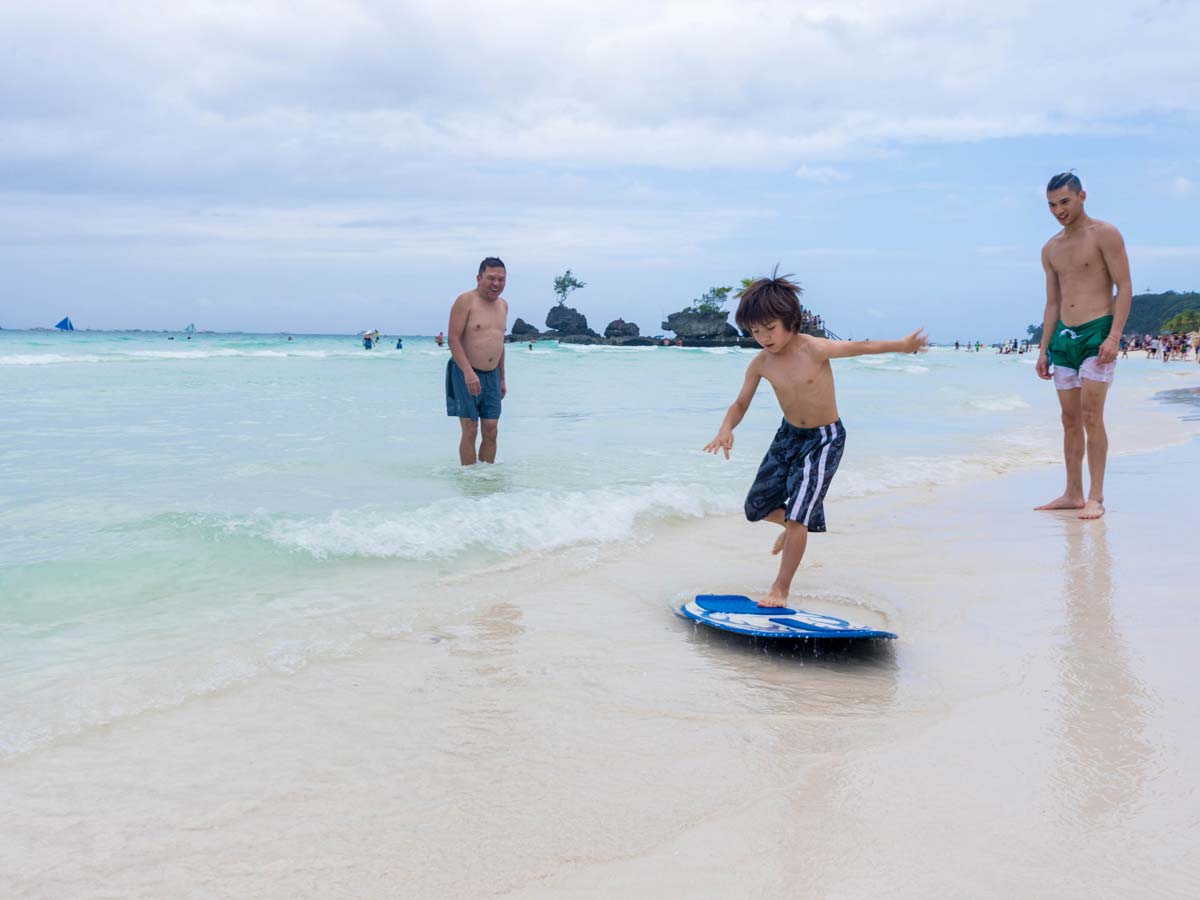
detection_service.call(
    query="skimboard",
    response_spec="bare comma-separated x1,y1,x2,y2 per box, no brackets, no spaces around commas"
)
680,594,896,640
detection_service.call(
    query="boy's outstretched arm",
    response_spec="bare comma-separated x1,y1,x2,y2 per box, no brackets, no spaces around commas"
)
703,361,762,459
816,329,928,359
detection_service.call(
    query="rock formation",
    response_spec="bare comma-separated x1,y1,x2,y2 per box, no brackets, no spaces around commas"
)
661,310,740,341
545,304,596,337
604,319,640,339
509,317,540,337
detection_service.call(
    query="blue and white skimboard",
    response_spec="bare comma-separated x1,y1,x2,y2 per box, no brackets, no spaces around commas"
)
680,595,896,640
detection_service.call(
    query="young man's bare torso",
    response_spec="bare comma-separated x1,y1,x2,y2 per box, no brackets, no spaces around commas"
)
1042,219,1124,328
1035,175,1132,520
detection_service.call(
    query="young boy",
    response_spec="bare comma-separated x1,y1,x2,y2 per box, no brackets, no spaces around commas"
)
703,275,927,607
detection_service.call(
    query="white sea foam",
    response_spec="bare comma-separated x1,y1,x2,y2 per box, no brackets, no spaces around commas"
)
0,353,105,365
234,481,734,560
853,356,930,374
0,348,348,364
835,440,1061,498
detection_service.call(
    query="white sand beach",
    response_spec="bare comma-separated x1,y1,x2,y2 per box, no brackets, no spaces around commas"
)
5,410,1200,899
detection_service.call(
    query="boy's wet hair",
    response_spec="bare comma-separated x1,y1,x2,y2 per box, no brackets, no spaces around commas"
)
1047,171,1082,194
479,256,506,274
735,269,804,333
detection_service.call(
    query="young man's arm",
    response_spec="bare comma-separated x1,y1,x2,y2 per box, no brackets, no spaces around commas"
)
1036,244,1061,380
1098,225,1133,364
447,295,480,395
703,359,763,459
816,329,928,359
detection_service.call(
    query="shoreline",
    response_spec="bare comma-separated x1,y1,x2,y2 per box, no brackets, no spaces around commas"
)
3,369,1198,765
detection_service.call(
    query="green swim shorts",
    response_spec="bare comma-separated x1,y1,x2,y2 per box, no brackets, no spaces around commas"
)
1048,315,1114,372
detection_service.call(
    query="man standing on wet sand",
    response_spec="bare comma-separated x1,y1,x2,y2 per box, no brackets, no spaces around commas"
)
1035,172,1132,520
446,257,508,465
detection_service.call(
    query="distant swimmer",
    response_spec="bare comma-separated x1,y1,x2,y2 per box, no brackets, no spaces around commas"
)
446,257,509,465
1034,171,1132,520
396,337,403,349
435,332,445,348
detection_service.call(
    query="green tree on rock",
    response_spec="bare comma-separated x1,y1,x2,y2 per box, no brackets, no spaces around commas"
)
553,270,586,306
691,286,733,315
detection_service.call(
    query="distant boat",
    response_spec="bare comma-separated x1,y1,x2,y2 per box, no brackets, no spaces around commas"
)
55,317,75,331
183,323,195,333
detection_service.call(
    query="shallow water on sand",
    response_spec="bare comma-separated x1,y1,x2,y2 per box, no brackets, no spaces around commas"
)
1,330,1197,762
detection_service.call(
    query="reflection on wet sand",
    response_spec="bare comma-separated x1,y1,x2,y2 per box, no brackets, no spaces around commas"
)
1051,519,1153,825
682,619,899,722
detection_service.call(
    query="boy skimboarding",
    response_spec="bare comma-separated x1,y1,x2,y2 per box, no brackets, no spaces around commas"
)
704,274,927,607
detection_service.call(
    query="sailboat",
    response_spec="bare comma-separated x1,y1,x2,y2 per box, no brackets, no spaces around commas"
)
183,323,195,333
55,317,75,331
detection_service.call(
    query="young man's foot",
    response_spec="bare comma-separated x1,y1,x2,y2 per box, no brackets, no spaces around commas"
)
757,588,789,608
1078,499,1105,520
771,531,786,555
1034,494,1086,511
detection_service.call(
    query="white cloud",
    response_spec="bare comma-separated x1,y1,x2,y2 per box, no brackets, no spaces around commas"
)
2,0,1198,184
794,165,850,183
0,191,770,266
1172,176,1194,195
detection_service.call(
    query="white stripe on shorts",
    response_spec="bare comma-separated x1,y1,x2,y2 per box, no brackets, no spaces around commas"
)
789,452,813,521
802,426,834,526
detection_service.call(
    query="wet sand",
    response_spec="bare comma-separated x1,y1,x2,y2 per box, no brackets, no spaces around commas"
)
5,437,1200,899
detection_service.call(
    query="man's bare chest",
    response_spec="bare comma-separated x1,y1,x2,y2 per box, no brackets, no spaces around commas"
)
1050,237,1107,280
465,304,505,332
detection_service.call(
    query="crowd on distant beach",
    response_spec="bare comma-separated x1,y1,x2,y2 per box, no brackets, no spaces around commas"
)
1120,332,1200,362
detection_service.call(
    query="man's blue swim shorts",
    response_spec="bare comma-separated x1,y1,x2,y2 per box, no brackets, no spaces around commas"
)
445,359,502,420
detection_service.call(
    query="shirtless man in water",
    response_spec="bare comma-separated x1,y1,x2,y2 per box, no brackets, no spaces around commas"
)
1035,172,1132,520
446,257,509,465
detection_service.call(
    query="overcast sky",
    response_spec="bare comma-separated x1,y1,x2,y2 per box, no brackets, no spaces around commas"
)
2,0,1198,339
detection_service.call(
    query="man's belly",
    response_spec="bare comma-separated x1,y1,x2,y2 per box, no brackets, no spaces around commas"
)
461,334,504,370
1059,288,1116,327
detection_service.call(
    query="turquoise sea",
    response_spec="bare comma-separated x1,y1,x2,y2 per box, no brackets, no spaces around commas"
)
1,329,1196,759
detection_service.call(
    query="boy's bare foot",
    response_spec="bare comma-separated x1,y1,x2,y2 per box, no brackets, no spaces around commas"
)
1078,499,1105,519
772,531,786,555
757,588,789,608
1034,494,1086,511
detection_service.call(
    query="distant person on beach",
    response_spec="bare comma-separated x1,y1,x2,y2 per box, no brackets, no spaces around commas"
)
436,332,445,348
446,257,508,465
1035,171,1132,520
703,273,928,607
